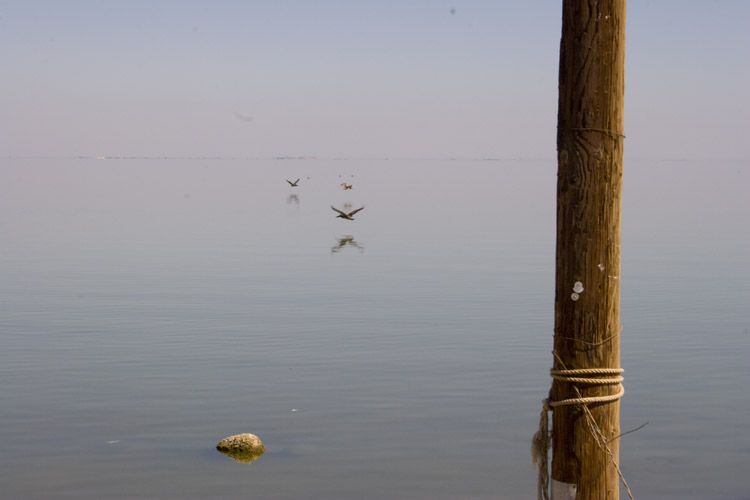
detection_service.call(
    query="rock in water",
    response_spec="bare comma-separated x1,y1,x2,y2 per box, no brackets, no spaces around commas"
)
216,433,265,464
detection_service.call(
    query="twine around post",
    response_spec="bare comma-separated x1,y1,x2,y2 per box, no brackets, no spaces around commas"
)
531,355,632,500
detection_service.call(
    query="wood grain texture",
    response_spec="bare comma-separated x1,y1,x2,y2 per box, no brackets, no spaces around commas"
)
551,0,626,499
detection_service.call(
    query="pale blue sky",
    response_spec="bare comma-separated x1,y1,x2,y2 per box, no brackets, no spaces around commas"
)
2,1,748,160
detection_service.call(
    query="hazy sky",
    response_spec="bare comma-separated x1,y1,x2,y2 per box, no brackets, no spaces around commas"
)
2,1,748,160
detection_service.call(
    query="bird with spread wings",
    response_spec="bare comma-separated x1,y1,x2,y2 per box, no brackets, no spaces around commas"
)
331,205,365,220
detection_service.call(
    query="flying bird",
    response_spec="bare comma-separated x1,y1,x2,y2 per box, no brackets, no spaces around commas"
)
286,178,300,187
340,183,353,190
331,205,365,220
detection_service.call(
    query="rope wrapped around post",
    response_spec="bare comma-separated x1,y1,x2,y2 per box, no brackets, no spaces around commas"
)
549,368,624,407
531,366,629,500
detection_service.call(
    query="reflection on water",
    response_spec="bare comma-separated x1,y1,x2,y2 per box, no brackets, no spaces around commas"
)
218,448,264,464
0,158,748,500
331,235,364,254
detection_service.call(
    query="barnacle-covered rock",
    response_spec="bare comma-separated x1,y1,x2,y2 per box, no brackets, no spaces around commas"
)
216,433,265,464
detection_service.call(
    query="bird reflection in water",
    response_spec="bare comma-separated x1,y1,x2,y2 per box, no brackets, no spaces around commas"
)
287,194,299,205
331,235,364,254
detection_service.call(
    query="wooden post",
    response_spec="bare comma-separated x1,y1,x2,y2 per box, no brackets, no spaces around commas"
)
551,0,626,499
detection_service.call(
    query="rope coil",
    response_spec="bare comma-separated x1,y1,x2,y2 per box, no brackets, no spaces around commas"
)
548,368,624,406
532,361,630,500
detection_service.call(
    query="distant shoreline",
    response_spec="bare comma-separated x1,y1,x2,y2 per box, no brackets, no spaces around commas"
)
0,155,541,162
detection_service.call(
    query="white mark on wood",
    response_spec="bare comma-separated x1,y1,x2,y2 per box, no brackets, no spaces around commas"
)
551,479,577,500
572,281,584,293
598,263,605,272
571,292,580,301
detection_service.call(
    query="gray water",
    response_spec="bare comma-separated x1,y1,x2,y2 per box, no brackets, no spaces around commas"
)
1,158,748,500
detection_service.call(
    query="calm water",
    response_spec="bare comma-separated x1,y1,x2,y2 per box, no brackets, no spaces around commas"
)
1,158,748,500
